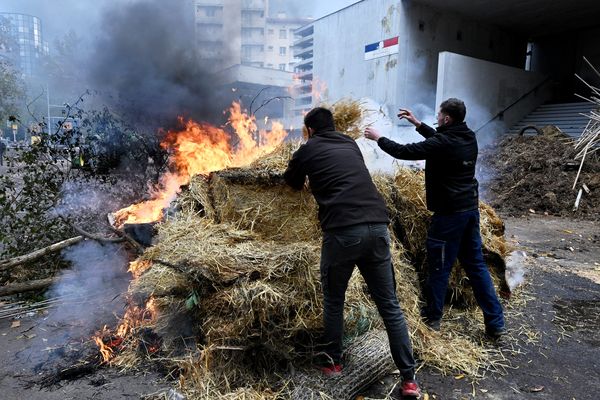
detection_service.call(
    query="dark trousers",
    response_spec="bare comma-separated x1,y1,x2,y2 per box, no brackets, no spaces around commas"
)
423,209,505,330
320,223,416,379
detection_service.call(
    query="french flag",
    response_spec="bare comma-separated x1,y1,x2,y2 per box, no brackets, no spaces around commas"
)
364,36,399,60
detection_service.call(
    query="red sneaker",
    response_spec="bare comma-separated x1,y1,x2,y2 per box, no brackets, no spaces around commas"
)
401,379,421,398
319,364,342,377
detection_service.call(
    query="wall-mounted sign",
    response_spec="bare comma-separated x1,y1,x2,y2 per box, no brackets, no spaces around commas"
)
364,36,399,61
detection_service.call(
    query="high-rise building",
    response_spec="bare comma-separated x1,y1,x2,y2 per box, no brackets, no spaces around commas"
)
0,12,48,77
194,1,309,70
195,0,268,68
264,13,310,72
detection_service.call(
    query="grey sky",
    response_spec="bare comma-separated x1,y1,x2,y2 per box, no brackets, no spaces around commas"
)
1,0,360,43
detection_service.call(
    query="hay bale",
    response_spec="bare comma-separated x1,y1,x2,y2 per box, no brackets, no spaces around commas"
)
115,148,511,398
209,170,320,243
376,167,511,304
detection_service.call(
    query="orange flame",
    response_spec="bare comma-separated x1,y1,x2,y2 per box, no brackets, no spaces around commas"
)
128,259,152,279
93,297,157,363
112,102,287,227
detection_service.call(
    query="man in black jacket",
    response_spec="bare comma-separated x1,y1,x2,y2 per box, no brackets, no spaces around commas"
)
284,107,421,398
364,98,505,338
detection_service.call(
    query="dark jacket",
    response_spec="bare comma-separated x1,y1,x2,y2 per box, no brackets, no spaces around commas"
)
377,122,479,214
284,129,389,230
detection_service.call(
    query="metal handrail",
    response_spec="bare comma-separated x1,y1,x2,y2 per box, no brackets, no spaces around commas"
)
475,76,553,133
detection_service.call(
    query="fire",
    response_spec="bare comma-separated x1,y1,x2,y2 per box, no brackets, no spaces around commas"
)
128,259,152,279
112,102,287,227
93,297,158,363
311,77,328,104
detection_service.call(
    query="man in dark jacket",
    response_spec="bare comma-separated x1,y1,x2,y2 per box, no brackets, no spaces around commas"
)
364,98,505,338
284,107,421,398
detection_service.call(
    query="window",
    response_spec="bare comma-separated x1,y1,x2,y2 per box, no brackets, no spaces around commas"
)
279,64,286,71
206,8,216,17
279,29,287,39
268,29,274,35
268,46,273,52
242,46,251,59
267,63,273,68
279,47,286,56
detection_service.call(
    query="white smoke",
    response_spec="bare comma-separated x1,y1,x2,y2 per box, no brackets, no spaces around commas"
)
505,250,527,290
357,98,431,173
15,240,129,369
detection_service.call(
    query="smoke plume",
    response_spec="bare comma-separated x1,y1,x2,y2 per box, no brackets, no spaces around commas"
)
87,0,228,129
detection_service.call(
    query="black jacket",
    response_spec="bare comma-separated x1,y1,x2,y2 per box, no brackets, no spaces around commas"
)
377,122,479,214
284,129,389,230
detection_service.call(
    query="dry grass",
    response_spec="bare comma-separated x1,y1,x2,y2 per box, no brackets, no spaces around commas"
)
210,172,320,243
112,130,514,398
329,99,367,139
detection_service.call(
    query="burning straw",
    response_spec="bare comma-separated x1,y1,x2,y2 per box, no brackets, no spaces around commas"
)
98,100,511,398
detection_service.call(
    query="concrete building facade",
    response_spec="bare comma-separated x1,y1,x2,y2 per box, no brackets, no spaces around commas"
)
291,0,600,135
194,0,307,70
264,14,309,72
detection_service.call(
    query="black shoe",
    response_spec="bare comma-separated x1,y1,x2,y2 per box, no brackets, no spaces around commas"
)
485,326,506,339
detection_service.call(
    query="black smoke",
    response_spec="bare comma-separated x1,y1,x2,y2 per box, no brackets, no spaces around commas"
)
87,0,228,130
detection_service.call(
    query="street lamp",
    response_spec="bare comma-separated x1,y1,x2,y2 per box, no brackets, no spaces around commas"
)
11,122,18,143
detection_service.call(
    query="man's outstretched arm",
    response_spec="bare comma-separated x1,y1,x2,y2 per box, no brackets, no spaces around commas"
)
283,148,307,190
364,127,444,161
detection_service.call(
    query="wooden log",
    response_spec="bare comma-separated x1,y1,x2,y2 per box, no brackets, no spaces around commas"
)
0,277,55,297
67,223,125,244
0,236,84,272
290,330,395,400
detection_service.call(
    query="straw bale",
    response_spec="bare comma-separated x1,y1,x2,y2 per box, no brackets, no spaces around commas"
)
177,175,215,220
249,141,301,173
210,171,320,243
115,142,512,397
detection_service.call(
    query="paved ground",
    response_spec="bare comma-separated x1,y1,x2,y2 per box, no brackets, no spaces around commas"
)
365,215,600,400
0,215,598,399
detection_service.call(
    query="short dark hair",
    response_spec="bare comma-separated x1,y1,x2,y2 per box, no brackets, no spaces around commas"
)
304,107,336,132
440,98,466,123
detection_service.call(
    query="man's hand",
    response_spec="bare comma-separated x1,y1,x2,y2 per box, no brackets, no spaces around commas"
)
397,109,422,128
364,127,382,141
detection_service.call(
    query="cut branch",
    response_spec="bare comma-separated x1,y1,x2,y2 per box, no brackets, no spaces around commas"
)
0,277,56,297
67,222,125,244
0,236,84,272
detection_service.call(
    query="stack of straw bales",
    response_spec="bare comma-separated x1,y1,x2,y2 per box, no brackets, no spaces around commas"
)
115,101,509,399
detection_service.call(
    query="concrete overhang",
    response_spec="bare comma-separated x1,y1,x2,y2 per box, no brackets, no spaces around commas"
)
410,0,600,38
213,64,294,87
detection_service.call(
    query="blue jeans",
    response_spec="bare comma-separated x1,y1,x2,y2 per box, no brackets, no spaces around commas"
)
320,223,416,379
424,210,505,330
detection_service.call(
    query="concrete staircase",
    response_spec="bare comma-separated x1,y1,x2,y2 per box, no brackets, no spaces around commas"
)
508,102,597,137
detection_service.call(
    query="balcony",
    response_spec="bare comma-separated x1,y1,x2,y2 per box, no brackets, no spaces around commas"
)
293,48,313,60
293,34,313,49
294,58,313,71
241,36,264,46
295,24,314,38
242,0,266,11
295,82,312,94
296,71,313,81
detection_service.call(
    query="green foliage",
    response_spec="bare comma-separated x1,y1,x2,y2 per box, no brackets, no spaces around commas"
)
0,93,165,261
0,61,26,122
